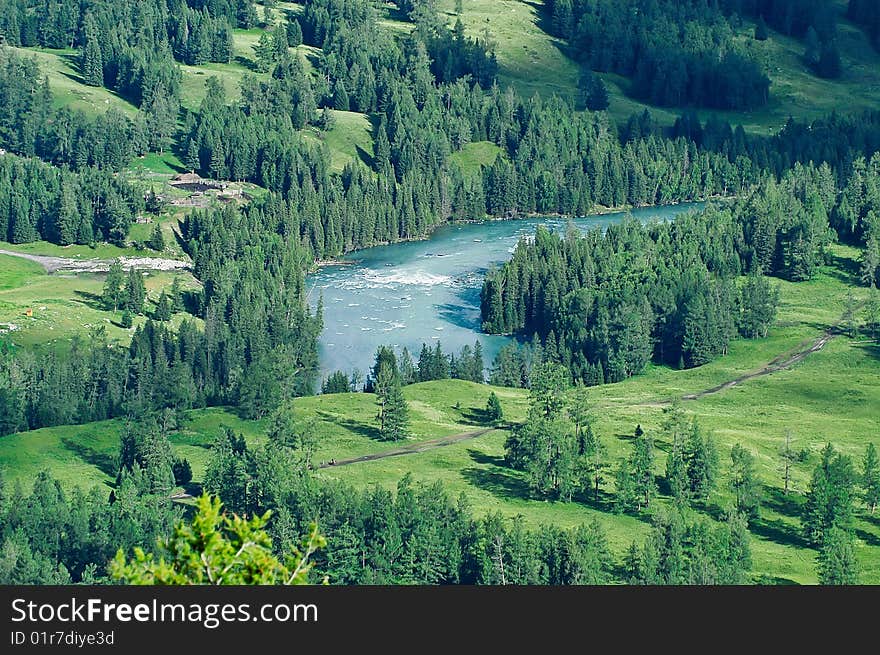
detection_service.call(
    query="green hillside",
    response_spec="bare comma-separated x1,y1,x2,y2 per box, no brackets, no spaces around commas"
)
4,246,878,584
436,0,880,133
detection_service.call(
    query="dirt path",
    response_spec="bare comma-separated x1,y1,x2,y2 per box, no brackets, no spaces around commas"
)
634,327,840,408
0,248,189,274
679,329,837,401
318,428,494,469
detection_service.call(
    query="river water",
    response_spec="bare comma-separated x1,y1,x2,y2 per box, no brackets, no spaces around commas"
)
307,203,705,379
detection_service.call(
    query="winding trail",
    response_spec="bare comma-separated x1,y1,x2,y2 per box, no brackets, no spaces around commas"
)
0,248,189,274
319,326,844,468
636,324,843,409
679,329,838,401
317,428,495,469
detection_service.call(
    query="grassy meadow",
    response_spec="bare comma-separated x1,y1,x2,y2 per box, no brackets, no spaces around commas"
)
2,245,878,583
0,253,200,349
437,0,880,134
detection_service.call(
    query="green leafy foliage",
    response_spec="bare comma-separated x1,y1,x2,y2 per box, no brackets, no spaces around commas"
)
110,494,326,585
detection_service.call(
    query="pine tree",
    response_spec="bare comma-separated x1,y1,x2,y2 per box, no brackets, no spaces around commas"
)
686,423,718,501
666,433,690,506
730,444,762,523
320,370,348,394
155,291,172,322
817,527,859,584
632,433,657,510
145,188,163,215
803,444,856,546
81,15,103,87
141,424,175,495
172,457,192,486
780,429,798,495
472,341,485,381
862,443,880,514
252,31,276,72
271,22,288,60
804,26,821,67
102,259,125,311
287,18,303,47
124,269,146,315
147,224,165,252
865,287,880,341
333,80,350,111
374,362,395,430
585,75,610,111
567,383,591,443
54,181,80,245
486,391,503,422
170,276,183,312
380,378,410,441
185,139,201,173
816,41,842,79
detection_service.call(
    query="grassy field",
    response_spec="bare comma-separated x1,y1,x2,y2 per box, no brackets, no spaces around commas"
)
450,141,503,178
0,254,200,348
6,46,138,117
0,238,185,261
437,0,880,134
437,0,580,101
317,251,880,583
0,381,528,490
2,246,878,583
304,110,375,172
3,1,880,584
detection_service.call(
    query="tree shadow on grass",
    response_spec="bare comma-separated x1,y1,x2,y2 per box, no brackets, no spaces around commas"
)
354,144,374,169
763,486,805,518
854,341,880,363
317,411,383,442
466,448,506,468
863,512,880,529
826,252,862,286
458,406,493,427
748,487,811,549
461,466,530,501
463,449,619,512
234,55,261,72
854,527,880,547
572,487,618,514
182,482,202,496
61,437,117,478
73,289,106,311
156,155,187,174
750,517,811,550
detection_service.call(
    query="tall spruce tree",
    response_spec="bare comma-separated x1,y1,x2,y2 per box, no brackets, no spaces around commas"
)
124,268,147,315
862,443,880,515
817,527,859,584
380,378,410,441
81,15,103,87
803,444,856,547
730,444,762,523
102,259,125,311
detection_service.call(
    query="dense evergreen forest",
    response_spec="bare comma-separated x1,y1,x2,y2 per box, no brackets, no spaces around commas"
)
543,0,851,99
544,0,771,108
0,0,879,586
481,154,880,383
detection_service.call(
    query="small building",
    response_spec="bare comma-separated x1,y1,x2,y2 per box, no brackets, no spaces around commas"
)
24,308,33,317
